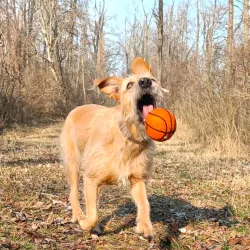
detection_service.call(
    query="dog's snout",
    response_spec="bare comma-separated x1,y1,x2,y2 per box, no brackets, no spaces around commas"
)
139,78,152,89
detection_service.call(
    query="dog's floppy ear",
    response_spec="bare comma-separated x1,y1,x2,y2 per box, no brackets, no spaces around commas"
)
94,76,123,102
132,57,152,75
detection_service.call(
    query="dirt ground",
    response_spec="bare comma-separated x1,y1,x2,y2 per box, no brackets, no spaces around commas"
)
1,120,250,250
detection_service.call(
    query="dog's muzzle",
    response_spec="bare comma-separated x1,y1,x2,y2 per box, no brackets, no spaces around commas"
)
137,76,157,122
139,78,152,89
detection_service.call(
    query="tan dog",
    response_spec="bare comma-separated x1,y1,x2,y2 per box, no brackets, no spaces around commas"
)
60,57,165,240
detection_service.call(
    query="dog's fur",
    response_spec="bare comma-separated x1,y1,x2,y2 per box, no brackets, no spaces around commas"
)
60,58,165,239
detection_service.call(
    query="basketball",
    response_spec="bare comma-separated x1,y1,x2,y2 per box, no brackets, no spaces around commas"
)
144,108,176,141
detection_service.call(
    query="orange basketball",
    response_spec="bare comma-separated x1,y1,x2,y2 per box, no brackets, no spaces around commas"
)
144,108,176,141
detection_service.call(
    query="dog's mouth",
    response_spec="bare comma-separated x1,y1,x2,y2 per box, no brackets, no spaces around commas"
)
137,94,156,121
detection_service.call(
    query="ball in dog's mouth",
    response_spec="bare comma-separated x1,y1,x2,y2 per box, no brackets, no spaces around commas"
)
137,93,156,121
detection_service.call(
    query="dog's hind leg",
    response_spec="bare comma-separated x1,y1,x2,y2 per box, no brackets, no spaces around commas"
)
61,133,84,223
68,154,85,223
79,177,100,231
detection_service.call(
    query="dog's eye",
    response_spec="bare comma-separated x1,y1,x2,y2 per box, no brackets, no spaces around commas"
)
127,82,134,89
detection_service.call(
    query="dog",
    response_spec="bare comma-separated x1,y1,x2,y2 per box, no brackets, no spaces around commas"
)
60,57,165,240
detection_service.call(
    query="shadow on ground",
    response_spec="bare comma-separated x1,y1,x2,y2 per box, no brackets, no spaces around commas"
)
99,195,234,249
1,157,59,167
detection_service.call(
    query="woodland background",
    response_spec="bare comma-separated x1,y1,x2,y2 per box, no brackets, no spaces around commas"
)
0,0,249,157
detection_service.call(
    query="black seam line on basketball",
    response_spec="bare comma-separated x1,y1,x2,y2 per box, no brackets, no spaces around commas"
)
168,110,173,134
158,131,175,141
145,122,166,134
160,130,176,140
148,113,168,132
160,110,174,140
159,132,171,140
169,111,176,131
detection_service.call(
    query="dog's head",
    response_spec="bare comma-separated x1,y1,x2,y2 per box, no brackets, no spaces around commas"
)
94,57,167,142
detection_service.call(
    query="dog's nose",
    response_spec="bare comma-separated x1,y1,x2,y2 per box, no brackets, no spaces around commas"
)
139,78,152,89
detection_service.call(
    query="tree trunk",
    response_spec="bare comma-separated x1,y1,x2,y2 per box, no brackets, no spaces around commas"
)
39,0,64,87
68,0,77,68
141,0,151,62
195,0,200,67
226,0,234,85
165,1,174,84
243,0,249,80
204,0,217,85
81,22,87,104
157,0,163,83
95,2,105,79
97,30,104,79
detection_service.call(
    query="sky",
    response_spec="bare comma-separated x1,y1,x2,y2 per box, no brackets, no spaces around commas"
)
105,0,156,27
89,0,158,33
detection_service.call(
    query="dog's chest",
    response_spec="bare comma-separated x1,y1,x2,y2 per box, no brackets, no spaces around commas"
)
116,142,153,185
82,132,154,184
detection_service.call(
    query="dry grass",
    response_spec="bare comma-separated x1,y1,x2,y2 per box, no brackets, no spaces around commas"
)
1,121,250,249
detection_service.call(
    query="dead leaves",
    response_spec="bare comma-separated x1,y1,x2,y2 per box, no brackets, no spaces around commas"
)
13,211,29,222
32,201,45,209
228,237,250,247
1,121,250,249
0,242,20,250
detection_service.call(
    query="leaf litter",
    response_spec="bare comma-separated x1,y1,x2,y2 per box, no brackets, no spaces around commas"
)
0,121,250,249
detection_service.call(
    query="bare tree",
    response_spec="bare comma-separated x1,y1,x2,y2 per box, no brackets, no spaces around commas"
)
124,18,130,74
118,12,145,75
80,21,87,104
226,0,234,84
39,0,64,86
94,1,106,79
68,0,77,68
195,0,200,66
141,0,153,62
203,0,217,85
164,1,175,84
243,0,249,80
155,0,163,82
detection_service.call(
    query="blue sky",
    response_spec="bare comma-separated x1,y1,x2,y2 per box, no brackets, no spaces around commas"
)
89,0,157,31
105,0,156,26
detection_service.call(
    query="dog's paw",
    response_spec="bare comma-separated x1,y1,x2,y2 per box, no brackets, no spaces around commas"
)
136,221,154,241
71,208,85,223
79,219,97,231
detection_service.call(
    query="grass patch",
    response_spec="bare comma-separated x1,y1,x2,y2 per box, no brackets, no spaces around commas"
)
1,121,250,249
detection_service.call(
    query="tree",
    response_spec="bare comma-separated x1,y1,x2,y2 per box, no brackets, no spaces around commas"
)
203,0,217,85
243,0,249,80
155,0,163,82
226,0,233,85
39,0,64,86
94,1,106,79
195,0,200,66
141,0,153,62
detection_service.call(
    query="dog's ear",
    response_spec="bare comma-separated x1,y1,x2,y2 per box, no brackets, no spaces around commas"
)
94,76,123,102
132,57,152,75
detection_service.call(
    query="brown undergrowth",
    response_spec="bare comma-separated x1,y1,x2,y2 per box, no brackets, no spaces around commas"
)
0,121,250,249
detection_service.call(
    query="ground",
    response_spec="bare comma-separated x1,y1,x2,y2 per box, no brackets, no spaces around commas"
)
0,120,250,250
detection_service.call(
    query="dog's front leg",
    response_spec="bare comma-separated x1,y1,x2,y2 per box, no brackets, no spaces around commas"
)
79,177,100,232
130,178,154,240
